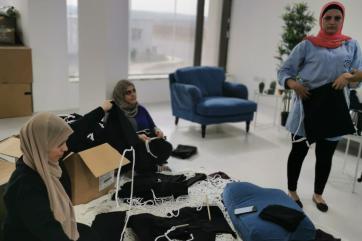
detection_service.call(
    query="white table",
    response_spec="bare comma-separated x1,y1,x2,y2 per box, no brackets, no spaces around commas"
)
253,91,282,127
343,134,362,193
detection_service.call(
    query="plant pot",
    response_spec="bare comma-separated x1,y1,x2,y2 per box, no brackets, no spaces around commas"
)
281,111,289,126
258,83,265,94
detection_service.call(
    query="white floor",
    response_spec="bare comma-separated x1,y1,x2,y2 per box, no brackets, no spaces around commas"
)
1,101,362,241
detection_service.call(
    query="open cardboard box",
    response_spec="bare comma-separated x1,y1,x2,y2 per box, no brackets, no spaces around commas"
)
63,143,130,205
0,136,129,205
0,136,22,163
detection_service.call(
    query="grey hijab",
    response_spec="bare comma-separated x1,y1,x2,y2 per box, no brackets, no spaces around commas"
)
112,79,139,118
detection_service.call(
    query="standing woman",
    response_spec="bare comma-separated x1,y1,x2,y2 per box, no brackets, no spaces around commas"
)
278,1,362,212
113,79,173,171
3,113,98,241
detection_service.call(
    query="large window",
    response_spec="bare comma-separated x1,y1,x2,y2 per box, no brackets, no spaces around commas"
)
66,0,79,80
129,0,197,76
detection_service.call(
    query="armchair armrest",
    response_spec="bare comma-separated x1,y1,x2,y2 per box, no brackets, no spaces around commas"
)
171,83,202,111
223,81,248,99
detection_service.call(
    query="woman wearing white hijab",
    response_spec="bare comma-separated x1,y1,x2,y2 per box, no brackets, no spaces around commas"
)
3,113,98,241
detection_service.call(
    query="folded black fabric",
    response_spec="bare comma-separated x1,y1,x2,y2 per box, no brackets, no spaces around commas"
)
128,206,236,241
112,173,206,202
259,204,305,231
171,144,197,159
314,229,341,241
78,223,101,241
302,83,355,143
91,211,126,241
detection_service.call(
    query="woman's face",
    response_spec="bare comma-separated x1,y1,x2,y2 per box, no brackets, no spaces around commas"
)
124,85,137,105
321,9,343,35
48,141,68,162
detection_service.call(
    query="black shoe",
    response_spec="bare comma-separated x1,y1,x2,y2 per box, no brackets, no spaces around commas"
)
295,199,303,208
313,196,328,212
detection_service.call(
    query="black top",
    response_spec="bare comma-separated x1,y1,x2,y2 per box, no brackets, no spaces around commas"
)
3,158,71,241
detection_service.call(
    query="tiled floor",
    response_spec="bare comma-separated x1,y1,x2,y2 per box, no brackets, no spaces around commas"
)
1,101,361,241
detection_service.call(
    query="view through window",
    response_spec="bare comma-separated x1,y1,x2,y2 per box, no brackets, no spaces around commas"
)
129,0,197,76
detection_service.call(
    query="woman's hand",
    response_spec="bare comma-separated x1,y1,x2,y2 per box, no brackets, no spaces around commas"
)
155,129,164,138
101,100,113,112
332,72,353,89
286,79,310,99
138,134,149,142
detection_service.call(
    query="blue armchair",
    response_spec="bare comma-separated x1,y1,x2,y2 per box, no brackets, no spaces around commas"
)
169,66,257,137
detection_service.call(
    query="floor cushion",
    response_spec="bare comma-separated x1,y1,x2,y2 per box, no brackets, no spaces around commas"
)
222,182,315,241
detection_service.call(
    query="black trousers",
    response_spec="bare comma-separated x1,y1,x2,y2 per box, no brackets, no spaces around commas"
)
287,135,338,195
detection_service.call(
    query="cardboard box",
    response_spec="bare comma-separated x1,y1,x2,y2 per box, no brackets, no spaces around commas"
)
0,83,33,118
63,143,130,205
0,136,21,163
0,159,16,186
0,47,32,83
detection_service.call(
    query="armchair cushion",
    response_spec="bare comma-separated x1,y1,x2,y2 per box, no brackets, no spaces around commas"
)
171,83,202,111
197,97,257,117
223,81,248,99
175,66,225,97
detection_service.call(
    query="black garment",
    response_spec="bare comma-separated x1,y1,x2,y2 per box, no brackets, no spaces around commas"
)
62,105,160,174
77,223,101,241
349,90,362,110
171,144,197,159
64,107,108,154
3,158,72,241
287,136,338,194
105,105,159,173
112,173,207,201
208,171,231,180
302,83,355,143
3,159,100,241
146,137,173,165
259,205,305,232
91,211,126,241
314,229,341,241
128,206,236,241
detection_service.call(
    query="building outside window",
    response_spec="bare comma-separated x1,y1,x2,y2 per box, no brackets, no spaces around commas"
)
129,0,197,76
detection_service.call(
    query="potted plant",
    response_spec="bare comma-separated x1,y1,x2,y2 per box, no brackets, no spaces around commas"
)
275,2,315,126
258,81,265,94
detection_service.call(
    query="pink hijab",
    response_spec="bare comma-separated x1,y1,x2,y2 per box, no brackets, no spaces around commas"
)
305,1,351,49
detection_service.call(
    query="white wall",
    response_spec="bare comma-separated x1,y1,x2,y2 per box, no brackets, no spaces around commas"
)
78,0,129,114
3,0,362,112
227,0,362,97
1,0,78,112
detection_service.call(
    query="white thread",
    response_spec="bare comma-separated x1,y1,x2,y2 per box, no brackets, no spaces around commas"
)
166,209,180,218
154,224,192,241
291,97,310,147
145,137,159,158
114,146,136,241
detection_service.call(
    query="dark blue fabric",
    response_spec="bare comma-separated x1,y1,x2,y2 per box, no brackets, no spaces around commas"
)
134,105,156,131
197,97,257,116
175,66,225,96
222,182,315,241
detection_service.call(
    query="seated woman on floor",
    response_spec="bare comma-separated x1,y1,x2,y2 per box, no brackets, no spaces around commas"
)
112,79,173,172
3,113,99,241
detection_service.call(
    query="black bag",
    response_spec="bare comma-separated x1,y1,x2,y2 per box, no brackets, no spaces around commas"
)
302,83,355,142
171,144,197,159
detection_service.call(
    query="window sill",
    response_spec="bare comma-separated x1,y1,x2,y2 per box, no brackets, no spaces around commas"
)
128,74,168,81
